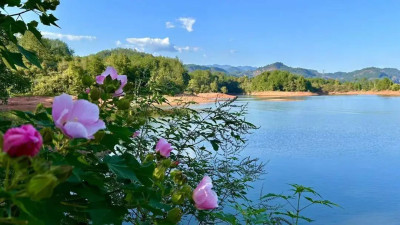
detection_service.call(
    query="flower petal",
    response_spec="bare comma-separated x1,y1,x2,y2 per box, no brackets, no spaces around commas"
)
193,176,219,210
85,120,106,137
52,93,73,123
63,121,89,139
96,75,106,84
102,66,118,79
67,100,100,124
114,75,127,96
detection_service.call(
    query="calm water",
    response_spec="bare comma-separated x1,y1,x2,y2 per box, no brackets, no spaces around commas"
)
238,95,400,225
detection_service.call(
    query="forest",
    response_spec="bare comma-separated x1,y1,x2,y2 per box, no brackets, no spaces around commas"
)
2,32,399,105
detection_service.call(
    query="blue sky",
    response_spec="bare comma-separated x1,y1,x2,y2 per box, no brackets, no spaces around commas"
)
30,0,400,72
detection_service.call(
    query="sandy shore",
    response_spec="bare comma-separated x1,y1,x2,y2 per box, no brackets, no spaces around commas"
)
250,90,400,97
0,93,237,111
249,91,318,97
2,91,400,111
327,91,400,96
165,93,236,105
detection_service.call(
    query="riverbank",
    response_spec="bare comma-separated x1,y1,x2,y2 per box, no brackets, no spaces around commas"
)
164,93,236,105
0,93,236,111
2,91,400,111
249,90,400,97
327,90,400,96
249,91,317,97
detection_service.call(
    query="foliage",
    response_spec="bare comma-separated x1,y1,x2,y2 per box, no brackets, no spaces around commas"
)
249,71,312,92
3,30,400,100
0,0,60,102
0,66,268,224
0,0,59,70
216,184,338,225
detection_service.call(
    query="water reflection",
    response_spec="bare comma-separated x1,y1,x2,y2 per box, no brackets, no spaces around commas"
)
240,95,400,225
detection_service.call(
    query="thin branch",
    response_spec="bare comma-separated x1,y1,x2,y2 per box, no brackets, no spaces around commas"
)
9,9,32,17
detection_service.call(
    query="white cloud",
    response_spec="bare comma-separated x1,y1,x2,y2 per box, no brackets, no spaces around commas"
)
166,21,175,29
116,40,122,46
174,46,200,53
126,37,176,52
178,17,195,32
41,31,96,41
229,49,237,54
125,37,200,54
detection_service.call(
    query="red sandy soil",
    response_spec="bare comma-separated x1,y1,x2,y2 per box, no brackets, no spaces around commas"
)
0,96,54,111
249,91,317,97
165,93,236,105
0,93,236,111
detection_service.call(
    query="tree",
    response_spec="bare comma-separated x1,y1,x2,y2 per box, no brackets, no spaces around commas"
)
376,77,393,91
220,86,228,93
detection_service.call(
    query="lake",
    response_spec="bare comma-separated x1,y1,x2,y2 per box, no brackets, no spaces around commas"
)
238,95,400,225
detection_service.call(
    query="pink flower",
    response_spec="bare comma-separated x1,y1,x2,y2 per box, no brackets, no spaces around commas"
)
132,131,140,138
85,88,90,94
95,66,127,97
155,138,173,157
52,93,106,139
192,176,219,210
3,124,43,157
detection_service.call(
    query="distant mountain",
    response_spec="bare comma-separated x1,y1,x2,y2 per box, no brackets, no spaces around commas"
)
254,62,400,82
184,64,257,76
253,62,320,78
185,62,400,82
208,64,257,76
185,64,228,74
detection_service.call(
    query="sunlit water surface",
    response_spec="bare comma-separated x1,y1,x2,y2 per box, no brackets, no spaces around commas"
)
237,95,400,225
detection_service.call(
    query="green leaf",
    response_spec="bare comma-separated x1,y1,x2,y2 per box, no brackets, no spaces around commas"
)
27,21,42,40
6,0,21,7
104,155,139,182
214,212,238,225
17,45,42,68
27,174,58,201
39,13,59,27
1,50,25,69
13,20,27,33
124,153,155,186
88,208,125,225
166,207,182,224
210,139,220,151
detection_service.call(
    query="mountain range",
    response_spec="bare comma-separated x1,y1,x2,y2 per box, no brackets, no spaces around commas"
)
184,62,400,82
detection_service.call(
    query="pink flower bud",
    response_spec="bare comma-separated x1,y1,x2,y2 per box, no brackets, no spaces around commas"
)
85,88,90,94
193,176,218,210
155,138,173,158
3,124,43,157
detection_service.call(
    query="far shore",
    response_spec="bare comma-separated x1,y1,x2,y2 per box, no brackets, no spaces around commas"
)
327,90,400,96
249,91,317,97
248,90,400,97
2,91,400,111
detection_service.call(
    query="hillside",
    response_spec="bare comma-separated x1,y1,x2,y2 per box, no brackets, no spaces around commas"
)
184,64,256,76
253,62,400,82
186,62,400,82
